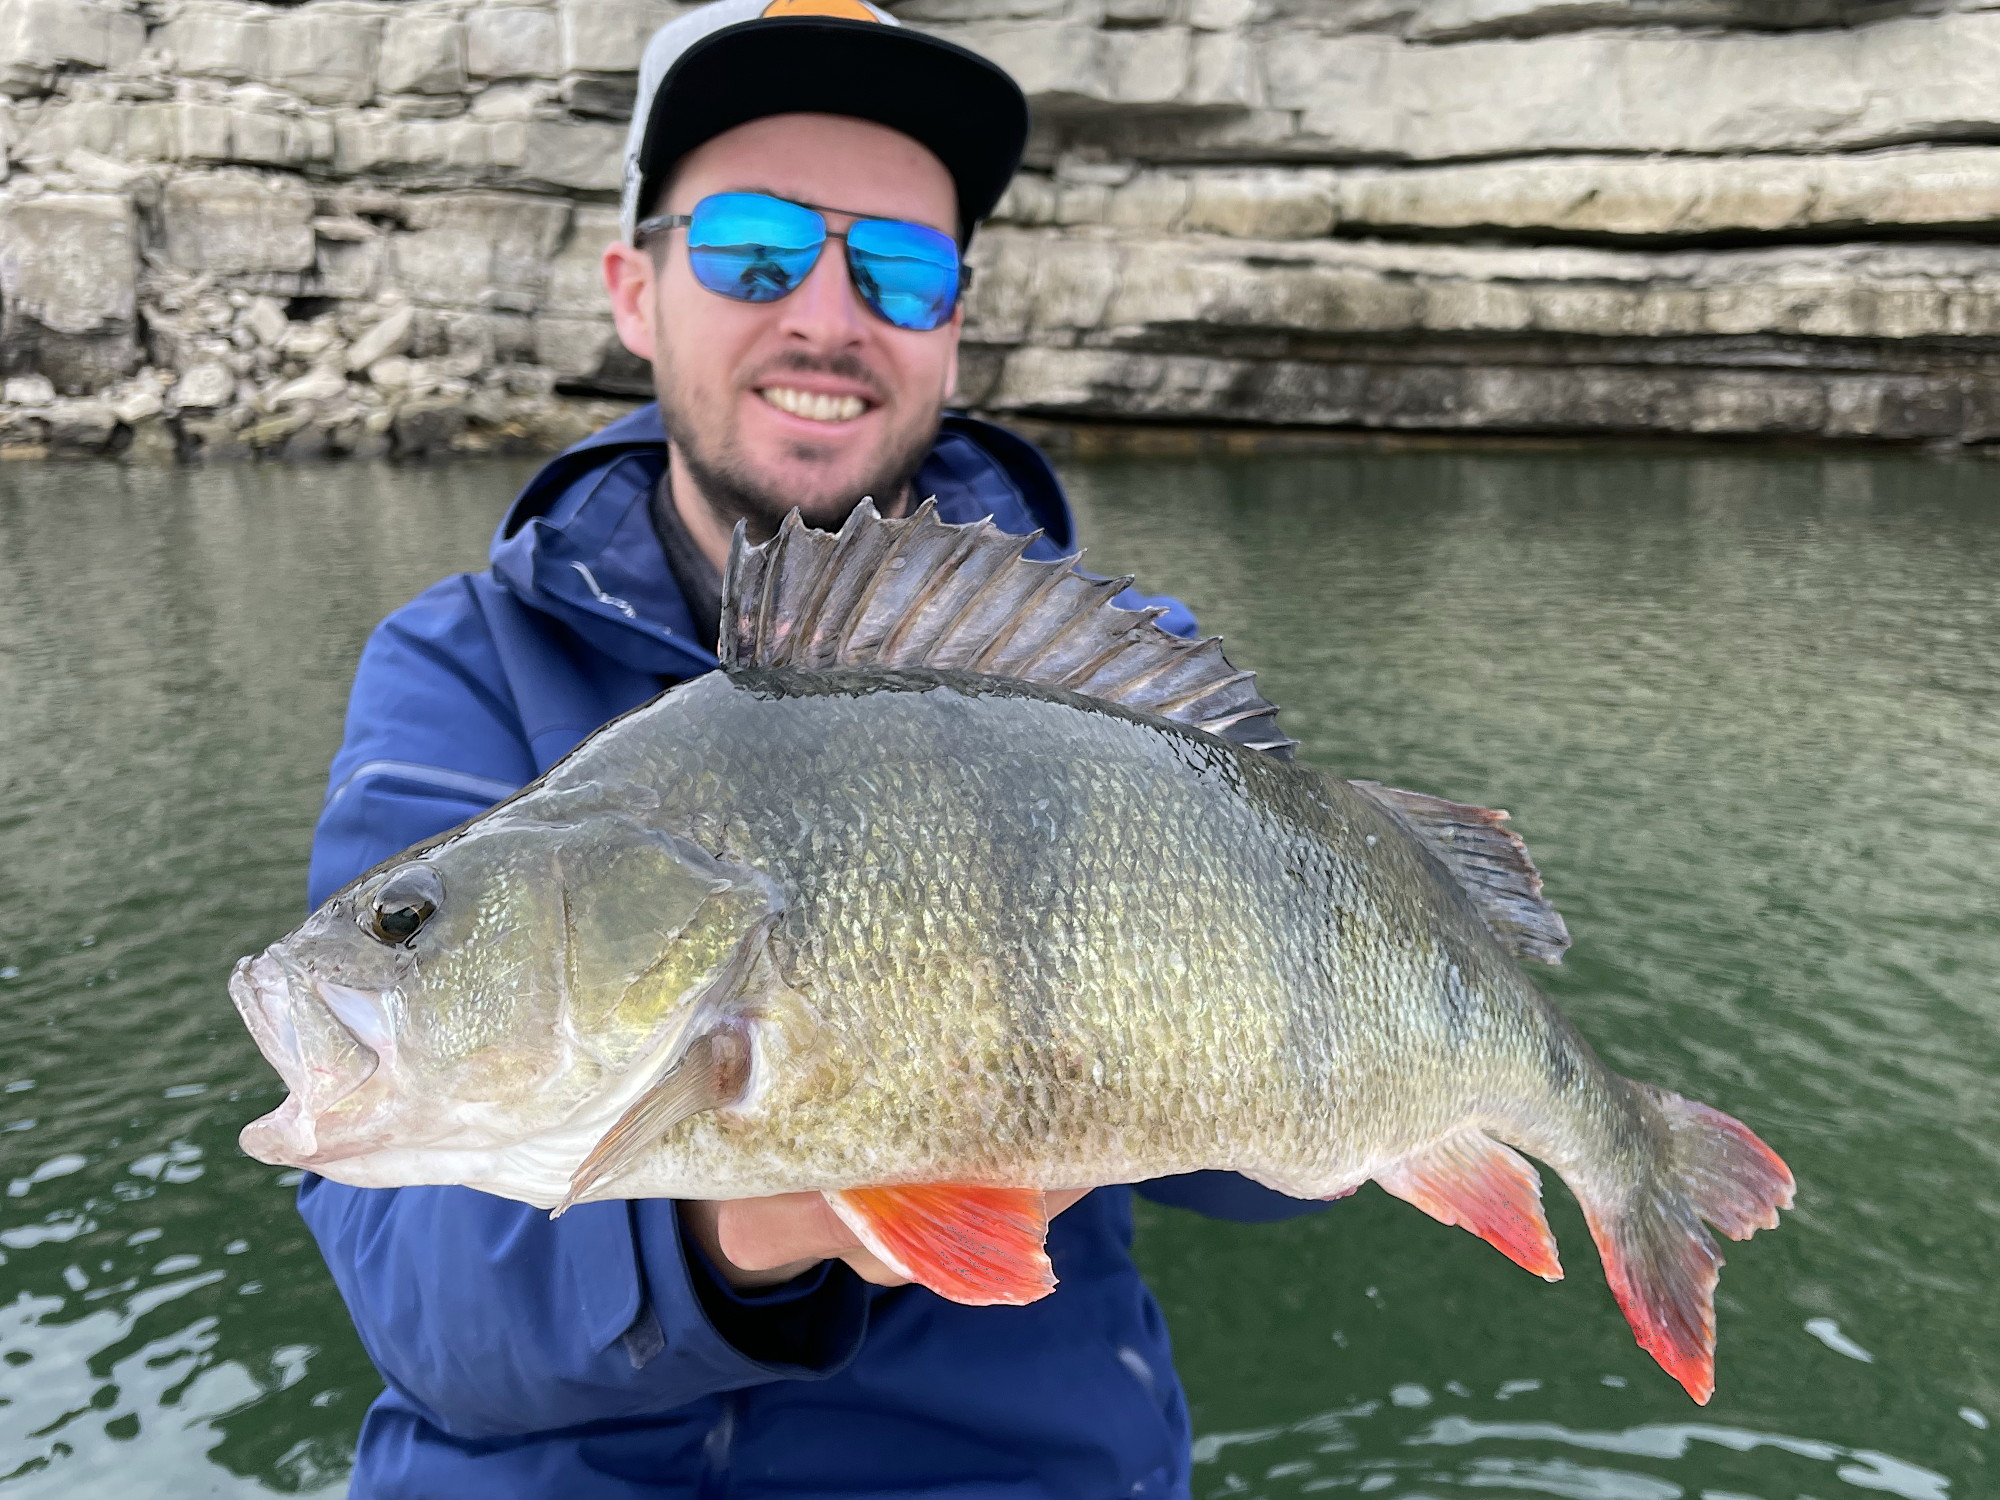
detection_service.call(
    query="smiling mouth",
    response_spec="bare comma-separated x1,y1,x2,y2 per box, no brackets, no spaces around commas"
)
759,386,869,423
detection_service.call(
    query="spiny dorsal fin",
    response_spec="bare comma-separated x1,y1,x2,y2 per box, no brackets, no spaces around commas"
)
721,499,1297,759
1350,781,1571,963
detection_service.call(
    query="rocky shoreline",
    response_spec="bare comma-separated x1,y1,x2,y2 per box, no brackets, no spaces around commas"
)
0,286,634,463
11,0,2000,458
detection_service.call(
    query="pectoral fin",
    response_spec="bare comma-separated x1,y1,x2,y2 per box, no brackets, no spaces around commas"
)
825,1184,1057,1306
553,1025,752,1216
1376,1130,1564,1281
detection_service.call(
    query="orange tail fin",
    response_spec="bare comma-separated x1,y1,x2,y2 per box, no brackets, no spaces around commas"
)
1580,1087,1795,1404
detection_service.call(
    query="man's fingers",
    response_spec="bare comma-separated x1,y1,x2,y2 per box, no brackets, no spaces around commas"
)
714,1192,912,1287
837,1246,912,1286
713,1191,855,1272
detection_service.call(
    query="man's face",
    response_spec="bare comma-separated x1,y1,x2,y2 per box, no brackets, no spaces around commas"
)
607,112,964,538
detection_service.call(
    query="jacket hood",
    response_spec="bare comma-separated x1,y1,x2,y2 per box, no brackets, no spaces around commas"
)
489,404,1080,682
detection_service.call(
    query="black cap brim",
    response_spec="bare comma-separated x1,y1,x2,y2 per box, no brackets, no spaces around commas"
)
636,17,1029,240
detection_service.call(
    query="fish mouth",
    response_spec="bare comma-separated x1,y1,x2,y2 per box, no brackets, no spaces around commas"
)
231,950,387,1169
229,952,305,1088
240,1091,321,1168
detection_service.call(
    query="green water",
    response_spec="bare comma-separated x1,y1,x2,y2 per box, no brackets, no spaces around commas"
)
0,451,1993,1498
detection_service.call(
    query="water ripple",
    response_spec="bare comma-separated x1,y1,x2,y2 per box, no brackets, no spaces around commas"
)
5,451,1998,1493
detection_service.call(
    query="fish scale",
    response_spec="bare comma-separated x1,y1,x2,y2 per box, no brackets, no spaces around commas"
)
231,499,1793,1403
551,669,1531,1196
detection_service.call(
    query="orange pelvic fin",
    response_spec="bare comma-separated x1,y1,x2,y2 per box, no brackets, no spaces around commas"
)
1375,1130,1564,1282
825,1184,1056,1307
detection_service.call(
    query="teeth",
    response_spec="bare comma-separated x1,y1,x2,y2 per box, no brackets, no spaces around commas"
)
761,386,867,423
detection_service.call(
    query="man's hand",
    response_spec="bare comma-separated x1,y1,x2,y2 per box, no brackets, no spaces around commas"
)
680,1188,1093,1291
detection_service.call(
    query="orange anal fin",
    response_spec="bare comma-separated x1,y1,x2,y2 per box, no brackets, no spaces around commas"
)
1376,1130,1563,1282
825,1184,1056,1307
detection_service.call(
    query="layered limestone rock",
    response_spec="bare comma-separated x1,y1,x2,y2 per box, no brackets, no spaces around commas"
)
4,0,2000,457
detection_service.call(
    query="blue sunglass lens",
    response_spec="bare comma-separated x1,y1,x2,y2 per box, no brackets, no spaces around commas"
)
685,193,825,303
682,194,961,331
845,218,962,332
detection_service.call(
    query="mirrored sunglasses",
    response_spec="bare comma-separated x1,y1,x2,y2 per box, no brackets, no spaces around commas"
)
635,192,967,333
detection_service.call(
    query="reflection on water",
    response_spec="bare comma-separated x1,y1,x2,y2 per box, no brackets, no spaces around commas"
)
0,461,532,1496
1188,1402,1955,1500
1067,452,1998,1500
1,450,1995,1496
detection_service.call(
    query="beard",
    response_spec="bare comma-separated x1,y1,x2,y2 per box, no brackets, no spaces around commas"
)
655,346,942,543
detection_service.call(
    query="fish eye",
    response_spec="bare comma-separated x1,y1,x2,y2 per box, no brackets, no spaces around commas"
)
365,864,444,946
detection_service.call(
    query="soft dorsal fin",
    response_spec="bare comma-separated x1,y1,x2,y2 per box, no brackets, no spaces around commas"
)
1350,781,1571,963
721,499,1297,758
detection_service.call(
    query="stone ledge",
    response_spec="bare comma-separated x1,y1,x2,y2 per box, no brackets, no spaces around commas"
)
968,344,2000,444
0,0,146,100
1007,10,2000,163
1265,13,2000,161
0,193,139,391
1400,0,1939,44
886,0,1957,42
995,147,2000,243
0,369,640,461
966,229,2000,348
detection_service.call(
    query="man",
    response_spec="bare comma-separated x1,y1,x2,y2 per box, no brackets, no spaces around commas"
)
302,2,1326,1494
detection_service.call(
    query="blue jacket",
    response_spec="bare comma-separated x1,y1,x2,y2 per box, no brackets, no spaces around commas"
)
302,406,1328,1500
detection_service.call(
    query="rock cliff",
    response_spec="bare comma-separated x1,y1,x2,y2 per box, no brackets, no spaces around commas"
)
5,0,2000,458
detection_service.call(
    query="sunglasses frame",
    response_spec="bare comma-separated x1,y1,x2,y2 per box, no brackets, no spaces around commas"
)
634,193,971,332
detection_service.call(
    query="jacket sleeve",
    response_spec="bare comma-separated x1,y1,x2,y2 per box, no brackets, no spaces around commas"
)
298,579,869,1440
1107,582,1200,643
1133,1171,1333,1223
307,576,541,908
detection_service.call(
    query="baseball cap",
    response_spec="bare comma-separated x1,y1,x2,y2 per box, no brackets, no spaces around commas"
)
619,0,1031,244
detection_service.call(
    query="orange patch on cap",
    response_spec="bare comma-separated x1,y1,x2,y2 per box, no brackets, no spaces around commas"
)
761,0,880,17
